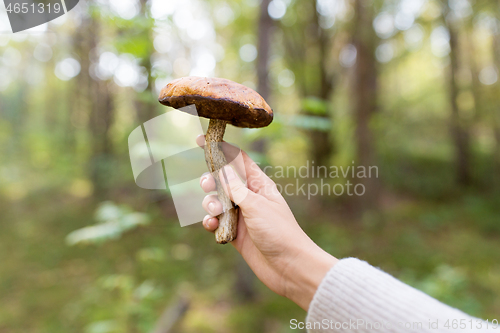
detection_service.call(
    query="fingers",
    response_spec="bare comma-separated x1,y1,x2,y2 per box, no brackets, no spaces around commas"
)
202,194,224,216
219,165,261,208
203,215,218,232
198,134,281,204
196,134,206,148
237,150,282,202
200,172,216,193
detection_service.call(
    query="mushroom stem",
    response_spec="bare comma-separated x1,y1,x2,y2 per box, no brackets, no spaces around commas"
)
204,118,239,244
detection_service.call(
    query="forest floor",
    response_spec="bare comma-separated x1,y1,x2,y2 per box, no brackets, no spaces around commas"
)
0,188,499,333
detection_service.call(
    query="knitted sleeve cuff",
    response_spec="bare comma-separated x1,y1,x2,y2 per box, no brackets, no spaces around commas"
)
306,258,484,333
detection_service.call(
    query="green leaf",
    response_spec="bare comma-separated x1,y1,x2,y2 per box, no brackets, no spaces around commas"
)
66,202,150,245
275,114,332,132
301,97,329,115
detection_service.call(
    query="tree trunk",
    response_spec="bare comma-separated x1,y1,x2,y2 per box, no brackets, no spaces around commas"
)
307,0,334,168
256,0,272,103
465,24,481,122
83,6,115,199
90,79,114,199
351,0,380,211
492,23,500,180
135,0,157,124
280,1,336,169
447,18,471,186
251,0,273,155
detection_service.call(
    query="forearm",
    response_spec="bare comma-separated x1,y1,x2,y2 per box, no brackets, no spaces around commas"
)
306,258,495,332
283,238,338,311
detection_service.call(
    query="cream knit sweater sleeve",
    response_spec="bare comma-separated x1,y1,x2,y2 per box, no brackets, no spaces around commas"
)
306,258,496,332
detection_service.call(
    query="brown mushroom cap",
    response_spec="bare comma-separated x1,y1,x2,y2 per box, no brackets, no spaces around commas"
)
158,77,273,128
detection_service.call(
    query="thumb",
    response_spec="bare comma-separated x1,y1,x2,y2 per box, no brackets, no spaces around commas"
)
220,165,260,208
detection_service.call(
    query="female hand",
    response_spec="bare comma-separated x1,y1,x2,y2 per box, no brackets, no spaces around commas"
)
197,135,338,310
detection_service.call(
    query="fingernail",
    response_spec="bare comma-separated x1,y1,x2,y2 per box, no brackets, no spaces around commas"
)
208,202,215,214
223,166,236,181
200,173,209,187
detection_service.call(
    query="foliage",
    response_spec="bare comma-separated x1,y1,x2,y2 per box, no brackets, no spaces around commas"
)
0,0,499,331
66,202,150,245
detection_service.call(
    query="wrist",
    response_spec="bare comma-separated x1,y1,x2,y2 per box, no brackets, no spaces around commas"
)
284,240,338,311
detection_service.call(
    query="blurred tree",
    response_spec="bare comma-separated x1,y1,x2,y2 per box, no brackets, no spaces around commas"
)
282,0,336,168
86,3,115,199
443,1,472,186
256,0,273,103
464,14,481,121
351,0,380,210
134,0,157,124
251,0,273,156
493,5,500,178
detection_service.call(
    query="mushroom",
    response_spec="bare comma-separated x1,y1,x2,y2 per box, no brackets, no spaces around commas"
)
158,77,273,244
